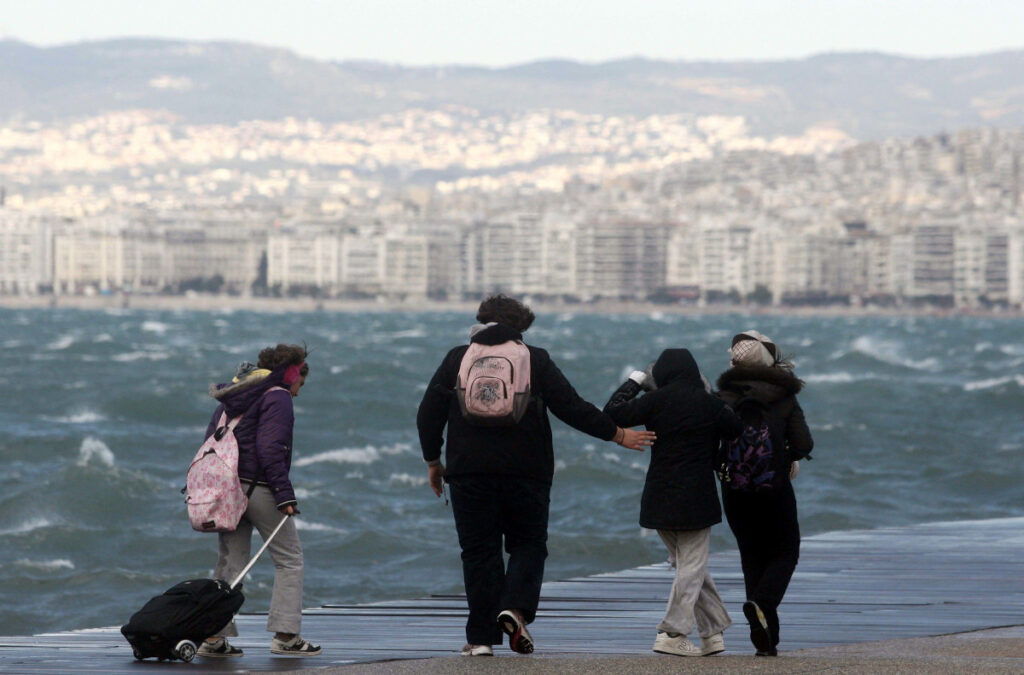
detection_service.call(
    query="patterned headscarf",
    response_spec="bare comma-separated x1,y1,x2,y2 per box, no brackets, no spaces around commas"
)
729,330,780,367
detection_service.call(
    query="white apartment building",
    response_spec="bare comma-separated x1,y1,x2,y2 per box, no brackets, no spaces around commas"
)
267,227,341,292
909,224,956,300
574,221,670,299
52,218,127,294
163,221,265,292
0,211,51,294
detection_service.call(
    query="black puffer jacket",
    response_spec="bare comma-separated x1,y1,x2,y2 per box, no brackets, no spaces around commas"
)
604,349,743,531
417,324,618,486
715,365,814,487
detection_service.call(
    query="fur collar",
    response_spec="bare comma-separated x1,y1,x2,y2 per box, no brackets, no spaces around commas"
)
716,365,803,396
470,323,524,346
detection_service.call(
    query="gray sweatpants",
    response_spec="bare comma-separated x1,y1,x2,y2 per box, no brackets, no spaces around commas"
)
657,527,732,638
213,486,304,636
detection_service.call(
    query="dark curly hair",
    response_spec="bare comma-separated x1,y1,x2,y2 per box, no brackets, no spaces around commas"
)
257,343,310,375
476,294,535,332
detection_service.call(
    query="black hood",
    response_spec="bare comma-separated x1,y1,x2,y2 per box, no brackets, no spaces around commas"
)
471,324,524,346
716,365,803,404
651,348,702,388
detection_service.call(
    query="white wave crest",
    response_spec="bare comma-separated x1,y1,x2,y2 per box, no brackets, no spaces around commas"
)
295,443,411,467
15,558,74,571
111,351,171,362
846,335,938,371
43,410,106,424
602,452,622,464
964,375,1024,392
141,321,170,334
0,517,55,536
46,334,75,350
803,372,877,384
374,328,428,341
77,437,116,467
93,333,113,343
389,473,428,487
295,520,346,534
330,365,349,374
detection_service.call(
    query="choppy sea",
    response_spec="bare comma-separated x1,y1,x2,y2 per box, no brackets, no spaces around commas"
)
1,308,1021,636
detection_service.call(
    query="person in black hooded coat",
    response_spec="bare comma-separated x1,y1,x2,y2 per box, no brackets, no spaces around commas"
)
417,295,655,657
604,348,743,657
715,330,814,657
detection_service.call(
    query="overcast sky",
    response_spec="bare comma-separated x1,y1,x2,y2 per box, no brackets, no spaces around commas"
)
1,0,1022,66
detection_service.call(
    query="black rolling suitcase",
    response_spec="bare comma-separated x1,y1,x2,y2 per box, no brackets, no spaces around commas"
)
121,515,290,662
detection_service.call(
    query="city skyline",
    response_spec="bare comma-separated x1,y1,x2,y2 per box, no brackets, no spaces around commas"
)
2,0,1023,66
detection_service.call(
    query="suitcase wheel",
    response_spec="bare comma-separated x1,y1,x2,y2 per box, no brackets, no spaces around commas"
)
174,640,198,662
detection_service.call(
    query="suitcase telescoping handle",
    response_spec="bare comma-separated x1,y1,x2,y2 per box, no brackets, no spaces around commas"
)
229,514,291,591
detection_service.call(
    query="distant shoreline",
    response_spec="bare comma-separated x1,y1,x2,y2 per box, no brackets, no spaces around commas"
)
1,294,1021,319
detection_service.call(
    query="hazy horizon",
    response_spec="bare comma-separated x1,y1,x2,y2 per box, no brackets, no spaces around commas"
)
2,0,1022,67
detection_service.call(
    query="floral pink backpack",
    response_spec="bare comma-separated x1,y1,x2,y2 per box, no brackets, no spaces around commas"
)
185,387,284,532
456,340,532,426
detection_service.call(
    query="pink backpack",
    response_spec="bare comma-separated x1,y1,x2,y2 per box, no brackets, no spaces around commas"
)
185,387,284,532
456,341,532,426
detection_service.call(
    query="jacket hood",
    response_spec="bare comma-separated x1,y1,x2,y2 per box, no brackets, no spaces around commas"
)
651,348,702,388
210,365,289,417
470,323,524,346
716,365,803,404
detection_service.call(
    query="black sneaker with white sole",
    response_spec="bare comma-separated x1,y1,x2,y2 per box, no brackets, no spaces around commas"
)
497,609,534,654
270,635,322,656
197,637,243,658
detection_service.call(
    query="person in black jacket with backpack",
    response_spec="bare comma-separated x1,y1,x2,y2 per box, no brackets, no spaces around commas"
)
417,295,655,657
716,330,814,656
604,348,743,658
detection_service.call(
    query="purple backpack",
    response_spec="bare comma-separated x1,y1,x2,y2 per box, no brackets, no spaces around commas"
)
718,398,778,492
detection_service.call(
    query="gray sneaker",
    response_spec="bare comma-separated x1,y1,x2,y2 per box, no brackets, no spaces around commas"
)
653,631,703,657
270,635,322,656
197,637,243,658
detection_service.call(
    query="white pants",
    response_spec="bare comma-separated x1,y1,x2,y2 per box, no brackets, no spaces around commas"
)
214,486,304,636
657,527,732,637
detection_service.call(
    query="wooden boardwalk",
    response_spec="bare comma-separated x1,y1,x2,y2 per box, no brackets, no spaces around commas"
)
1,517,1022,673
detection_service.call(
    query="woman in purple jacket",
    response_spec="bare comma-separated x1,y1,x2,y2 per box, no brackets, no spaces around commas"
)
197,344,321,659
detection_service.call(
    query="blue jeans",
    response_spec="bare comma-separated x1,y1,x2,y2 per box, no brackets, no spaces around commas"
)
448,474,550,646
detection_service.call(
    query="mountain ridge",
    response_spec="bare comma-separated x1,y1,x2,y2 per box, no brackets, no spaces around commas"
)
3,38,1024,139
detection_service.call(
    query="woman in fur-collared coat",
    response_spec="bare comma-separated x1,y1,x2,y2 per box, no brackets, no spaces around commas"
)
716,330,814,657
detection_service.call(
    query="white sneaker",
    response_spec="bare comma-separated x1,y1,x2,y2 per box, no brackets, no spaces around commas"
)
701,632,725,656
653,631,703,657
460,644,494,656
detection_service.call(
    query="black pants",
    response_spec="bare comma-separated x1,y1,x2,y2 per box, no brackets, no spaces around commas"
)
722,481,800,649
448,474,550,646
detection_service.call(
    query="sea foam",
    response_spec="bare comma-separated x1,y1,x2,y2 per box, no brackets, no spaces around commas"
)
964,375,1024,392
76,437,116,467
0,518,55,536
295,443,411,467
15,559,74,571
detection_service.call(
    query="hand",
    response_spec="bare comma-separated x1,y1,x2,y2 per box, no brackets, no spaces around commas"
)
617,427,656,451
789,461,800,480
641,362,657,391
279,504,298,516
428,463,446,497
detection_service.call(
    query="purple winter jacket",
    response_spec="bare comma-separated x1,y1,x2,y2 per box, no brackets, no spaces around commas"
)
205,366,297,509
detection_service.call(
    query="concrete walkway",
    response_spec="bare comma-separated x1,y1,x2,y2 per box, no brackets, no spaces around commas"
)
1,517,1022,673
